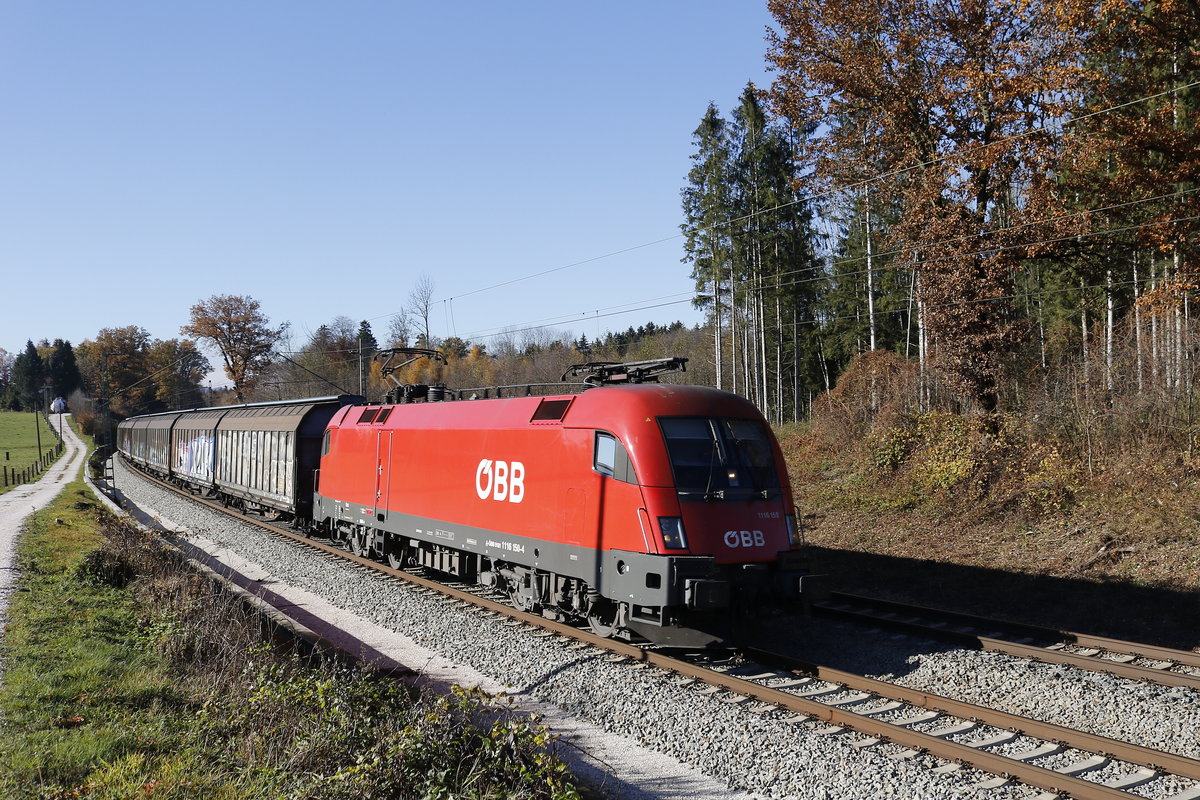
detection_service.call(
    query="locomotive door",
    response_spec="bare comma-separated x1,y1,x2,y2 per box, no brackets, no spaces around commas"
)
564,484,600,548
374,431,392,518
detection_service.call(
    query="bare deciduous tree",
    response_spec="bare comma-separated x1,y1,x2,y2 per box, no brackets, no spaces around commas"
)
386,312,411,348
407,274,436,347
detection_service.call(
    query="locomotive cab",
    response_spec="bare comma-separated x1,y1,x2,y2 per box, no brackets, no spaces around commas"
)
577,398,820,645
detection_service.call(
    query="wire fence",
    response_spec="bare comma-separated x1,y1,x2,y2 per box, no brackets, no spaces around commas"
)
1,411,65,489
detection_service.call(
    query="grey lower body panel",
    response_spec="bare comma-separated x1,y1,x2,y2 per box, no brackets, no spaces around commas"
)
315,493,714,607
313,494,826,614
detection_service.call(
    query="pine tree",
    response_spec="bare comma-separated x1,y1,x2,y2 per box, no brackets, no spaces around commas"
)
680,91,823,419
357,320,379,355
728,84,824,421
1064,0,1200,392
681,104,733,389
11,340,45,409
46,339,82,399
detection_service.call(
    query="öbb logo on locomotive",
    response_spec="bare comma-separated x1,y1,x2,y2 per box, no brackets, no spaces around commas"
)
474,459,525,503
723,530,766,548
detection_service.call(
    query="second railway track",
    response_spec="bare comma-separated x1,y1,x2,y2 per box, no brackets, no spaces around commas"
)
816,592,1200,691
107,456,1200,800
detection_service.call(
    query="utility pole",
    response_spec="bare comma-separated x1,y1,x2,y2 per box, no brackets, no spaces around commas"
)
101,352,112,451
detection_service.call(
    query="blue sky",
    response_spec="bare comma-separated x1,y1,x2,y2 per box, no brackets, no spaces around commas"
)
1,2,777,364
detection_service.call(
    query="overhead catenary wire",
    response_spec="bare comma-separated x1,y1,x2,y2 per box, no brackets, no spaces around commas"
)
362,78,1200,327
102,353,202,404
284,192,1197,357
455,207,1200,345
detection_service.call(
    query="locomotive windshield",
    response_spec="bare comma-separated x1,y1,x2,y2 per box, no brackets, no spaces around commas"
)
659,417,781,500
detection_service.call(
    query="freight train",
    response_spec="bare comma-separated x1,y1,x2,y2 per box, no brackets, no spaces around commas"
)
117,356,824,646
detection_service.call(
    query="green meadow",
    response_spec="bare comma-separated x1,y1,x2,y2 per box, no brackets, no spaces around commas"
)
0,410,63,493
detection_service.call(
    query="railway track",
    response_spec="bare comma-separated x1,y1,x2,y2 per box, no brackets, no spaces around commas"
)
816,592,1200,691
112,461,1200,800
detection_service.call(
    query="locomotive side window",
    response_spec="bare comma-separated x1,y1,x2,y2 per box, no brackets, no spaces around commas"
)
594,431,637,483
322,429,331,456
660,417,780,498
595,433,617,476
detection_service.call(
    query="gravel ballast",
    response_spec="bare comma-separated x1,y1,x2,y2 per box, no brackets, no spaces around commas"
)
108,457,1200,800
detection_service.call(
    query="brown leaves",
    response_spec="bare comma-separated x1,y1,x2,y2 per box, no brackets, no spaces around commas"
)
52,714,87,728
1137,277,1200,314
181,294,286,402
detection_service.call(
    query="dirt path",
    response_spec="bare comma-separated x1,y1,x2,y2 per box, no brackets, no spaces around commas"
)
0,414,87,664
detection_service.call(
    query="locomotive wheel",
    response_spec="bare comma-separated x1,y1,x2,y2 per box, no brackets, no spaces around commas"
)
385,547,403,569
587,600,620,638
509,583,536,612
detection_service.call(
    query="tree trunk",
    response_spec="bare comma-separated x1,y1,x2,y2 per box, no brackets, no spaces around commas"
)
865,187,877,352
1134,251,1143,393
1080,277,1089,390
1151,255,1159,385
1106,268,1115,394
713,247,723,391
917,272,928,411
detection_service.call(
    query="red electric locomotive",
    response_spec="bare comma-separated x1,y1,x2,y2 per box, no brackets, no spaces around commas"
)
314,356,823,646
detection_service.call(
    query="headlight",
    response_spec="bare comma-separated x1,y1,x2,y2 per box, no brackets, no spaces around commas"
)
786,514,801,546
658,517,688,550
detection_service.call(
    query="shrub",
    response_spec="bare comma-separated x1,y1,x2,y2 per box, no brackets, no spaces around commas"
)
75,409,98,436
810,350,920,452
867,416,919,470
78,515,583,799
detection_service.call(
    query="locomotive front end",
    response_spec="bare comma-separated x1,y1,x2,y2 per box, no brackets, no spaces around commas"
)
574,383,827,646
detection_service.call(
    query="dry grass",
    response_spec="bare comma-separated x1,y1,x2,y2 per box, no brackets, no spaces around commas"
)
780,358,1200,648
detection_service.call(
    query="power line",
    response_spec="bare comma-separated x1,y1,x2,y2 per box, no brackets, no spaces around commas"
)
761,213,1200,299
460,206,1200,345
367,78,1200,320
460,289,697,341
670,186,1200,306
104,353,200,403
297,191,1197,353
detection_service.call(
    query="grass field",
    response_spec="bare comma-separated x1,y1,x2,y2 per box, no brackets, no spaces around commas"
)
0,410,64,493
0,449,580,798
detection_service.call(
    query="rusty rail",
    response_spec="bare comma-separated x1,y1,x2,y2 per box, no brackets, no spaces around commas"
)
818,592,1200,690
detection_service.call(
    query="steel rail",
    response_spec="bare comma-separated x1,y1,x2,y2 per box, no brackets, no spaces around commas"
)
819,592,1200,690
744,647,1200,782
116,461,1200,800
826,592,1200,667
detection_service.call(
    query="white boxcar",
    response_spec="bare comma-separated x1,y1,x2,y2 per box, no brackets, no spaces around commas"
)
212,399,354,517
171,408,228,486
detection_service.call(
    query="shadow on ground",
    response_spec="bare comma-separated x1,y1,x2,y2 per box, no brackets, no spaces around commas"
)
809,545,1200,650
